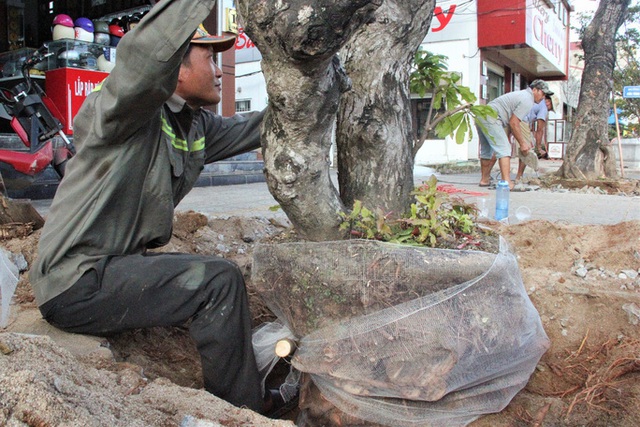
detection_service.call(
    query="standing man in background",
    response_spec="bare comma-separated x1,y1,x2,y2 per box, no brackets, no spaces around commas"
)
538,94,555,159
476,79,552,189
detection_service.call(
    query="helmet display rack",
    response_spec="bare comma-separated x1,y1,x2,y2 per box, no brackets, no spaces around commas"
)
99,6,152,25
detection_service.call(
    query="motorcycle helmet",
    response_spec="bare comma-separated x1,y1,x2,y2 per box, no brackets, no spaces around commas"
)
58,49,81,68
108,24,125,37
74,17,94,42
80,52,98,70
93,20,111,45
2,60,17,77
109,24,125,47
53,14,74,27
119,15,131,32
52,14,75,41
127,13,142,31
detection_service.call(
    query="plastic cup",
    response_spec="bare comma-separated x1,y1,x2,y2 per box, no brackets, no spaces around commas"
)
515,206,531,222
478,198,489,218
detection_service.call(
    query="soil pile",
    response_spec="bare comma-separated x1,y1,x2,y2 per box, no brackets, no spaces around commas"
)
1,210,639,426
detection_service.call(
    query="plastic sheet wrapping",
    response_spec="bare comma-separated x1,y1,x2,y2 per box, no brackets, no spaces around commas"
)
252,320,296,390
252,238,550,426
0,249,19,328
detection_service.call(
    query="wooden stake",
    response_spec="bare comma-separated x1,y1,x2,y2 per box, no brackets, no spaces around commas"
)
613,101,625,178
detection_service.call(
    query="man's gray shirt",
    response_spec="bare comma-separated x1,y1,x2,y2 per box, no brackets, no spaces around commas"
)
489,88,534,126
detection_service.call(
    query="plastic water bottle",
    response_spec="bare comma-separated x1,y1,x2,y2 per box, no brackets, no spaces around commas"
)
495,180,510,221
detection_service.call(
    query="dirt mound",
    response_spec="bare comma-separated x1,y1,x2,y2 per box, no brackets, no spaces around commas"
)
1,213,639,426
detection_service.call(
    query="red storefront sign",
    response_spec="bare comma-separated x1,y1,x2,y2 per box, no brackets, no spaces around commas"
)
45,68,109,135
477,0,569,76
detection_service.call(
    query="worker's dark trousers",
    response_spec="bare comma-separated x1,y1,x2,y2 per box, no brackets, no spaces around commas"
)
38,252,263,412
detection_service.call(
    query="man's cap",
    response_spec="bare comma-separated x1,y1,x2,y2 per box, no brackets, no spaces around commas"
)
191,24,236,52
530,79,554,96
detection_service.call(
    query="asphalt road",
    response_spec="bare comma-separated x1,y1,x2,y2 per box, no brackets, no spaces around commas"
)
29,161,639,226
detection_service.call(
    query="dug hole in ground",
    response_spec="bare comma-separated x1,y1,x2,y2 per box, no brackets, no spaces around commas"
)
1,204,639,426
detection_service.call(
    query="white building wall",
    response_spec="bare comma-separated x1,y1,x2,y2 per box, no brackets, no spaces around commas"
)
235,61,268,112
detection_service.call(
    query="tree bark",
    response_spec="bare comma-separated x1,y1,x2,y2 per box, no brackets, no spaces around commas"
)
236,1,382,241
336,0,436,216
558,0,630,179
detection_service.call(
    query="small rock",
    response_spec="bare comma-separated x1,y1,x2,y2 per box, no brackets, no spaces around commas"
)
180,415,222,427
619,273,629,280
575,267,588,278
7,252,28,272
622,303,640,325
0,340,13,355
53,377,75,395
621,269,638,280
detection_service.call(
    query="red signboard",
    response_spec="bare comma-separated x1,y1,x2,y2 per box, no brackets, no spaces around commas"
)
477,0,528,48
45,68,109,135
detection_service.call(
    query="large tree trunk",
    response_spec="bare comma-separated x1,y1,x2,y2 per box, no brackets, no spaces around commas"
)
558,0,630,179
336,1,436,215
236,1,382,241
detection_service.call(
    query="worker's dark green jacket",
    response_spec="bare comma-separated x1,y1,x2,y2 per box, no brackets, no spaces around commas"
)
30,0,263,305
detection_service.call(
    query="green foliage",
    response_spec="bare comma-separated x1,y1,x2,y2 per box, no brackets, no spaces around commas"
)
338,200,393,241
339,175,481,249
409,51,448,98
578,4,640,137
410,49,496,148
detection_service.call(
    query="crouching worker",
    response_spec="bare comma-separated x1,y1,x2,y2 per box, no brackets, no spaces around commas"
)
30,0,287,416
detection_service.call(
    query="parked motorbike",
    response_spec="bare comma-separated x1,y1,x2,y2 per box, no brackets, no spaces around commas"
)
0,44,75,192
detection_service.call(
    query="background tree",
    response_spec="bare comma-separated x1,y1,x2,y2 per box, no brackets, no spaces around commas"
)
334,0,435,216
612,5,640,136
558,0,631,179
